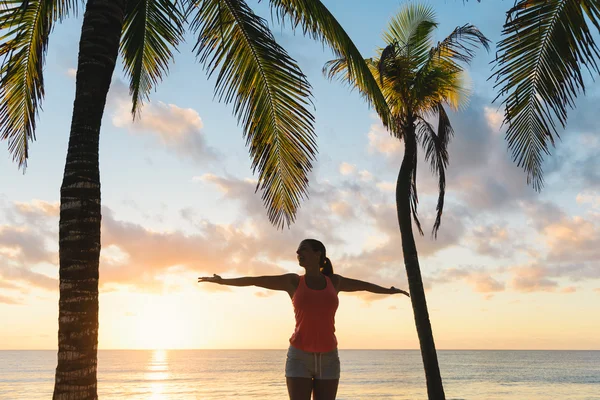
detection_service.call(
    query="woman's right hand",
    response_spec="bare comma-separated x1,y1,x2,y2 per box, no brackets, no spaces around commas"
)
198,274,223,284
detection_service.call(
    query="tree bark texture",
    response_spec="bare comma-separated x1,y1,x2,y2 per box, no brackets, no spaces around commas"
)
54,1,126,399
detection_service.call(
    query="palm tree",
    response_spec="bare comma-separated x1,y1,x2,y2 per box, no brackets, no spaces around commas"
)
1,0,390,398
325,4,489,399
491,0,600,190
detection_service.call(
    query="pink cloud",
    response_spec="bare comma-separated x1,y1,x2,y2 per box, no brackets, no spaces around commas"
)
560,286,577,294
509,266,558,292
0,294,22,305
429,267,505,294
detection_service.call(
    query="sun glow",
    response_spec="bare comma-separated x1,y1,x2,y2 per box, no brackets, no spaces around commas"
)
145,350,170,399
131,298,190,350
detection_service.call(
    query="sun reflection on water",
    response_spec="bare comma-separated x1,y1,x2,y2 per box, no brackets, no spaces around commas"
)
145,349,170,399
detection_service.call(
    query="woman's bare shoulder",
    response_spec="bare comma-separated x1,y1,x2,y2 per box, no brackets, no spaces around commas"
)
284,273,300,285
329,274,342,289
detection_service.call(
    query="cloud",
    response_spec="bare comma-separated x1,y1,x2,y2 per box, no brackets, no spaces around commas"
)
0,263,57,292
430,267,505,293
339,162,356,176
108,80,219,163
522,202,600,281
542,216,598,263
329,201,354,218
367,122,401,156
468,224,518,259
14,200,59,218
467,273,505,293
0,279,21,291
509,265,558,292
441,99,536,209
0,226,55,264
362,202,468,259
542,107,600,188
0,294,22,305
576,191,600,210
561,286,577,294
484,106,503,133
0,200,58,295
99,206,287,290
376,182,395,192
358,170,373,182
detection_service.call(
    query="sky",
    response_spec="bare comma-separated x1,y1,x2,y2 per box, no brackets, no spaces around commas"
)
1,0,599,351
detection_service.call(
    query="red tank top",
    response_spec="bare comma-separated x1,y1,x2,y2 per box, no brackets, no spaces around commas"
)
289,275,339,353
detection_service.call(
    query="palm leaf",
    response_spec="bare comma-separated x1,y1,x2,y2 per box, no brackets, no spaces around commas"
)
429,24,490,65
409,144,423,236
120,0,186,117
415,62,470,113
0,0,78,168
417,103,453,237
269,0,392,127
491,0,600,190
187,0,316,228
416,24,489,112
383,3,437,69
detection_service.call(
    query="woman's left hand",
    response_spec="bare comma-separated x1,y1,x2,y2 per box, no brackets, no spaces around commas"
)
390,286,410,297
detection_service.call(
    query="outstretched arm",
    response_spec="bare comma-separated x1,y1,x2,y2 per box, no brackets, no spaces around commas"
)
198,273,298,295
334,275,409,296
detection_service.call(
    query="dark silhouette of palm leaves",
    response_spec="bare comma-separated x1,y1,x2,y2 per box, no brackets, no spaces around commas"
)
0,0,78,168
188,0,315,228
121,0,186,117
269,0,392,127
492,0,600,191
1,0,387,229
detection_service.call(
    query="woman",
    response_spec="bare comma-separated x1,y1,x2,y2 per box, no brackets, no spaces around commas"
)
198,238,409,400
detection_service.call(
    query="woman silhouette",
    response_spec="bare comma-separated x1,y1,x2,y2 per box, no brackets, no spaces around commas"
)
198,238,409,400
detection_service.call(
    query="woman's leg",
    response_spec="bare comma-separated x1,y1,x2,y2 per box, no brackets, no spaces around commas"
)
313,379,339,400
286,377,313,400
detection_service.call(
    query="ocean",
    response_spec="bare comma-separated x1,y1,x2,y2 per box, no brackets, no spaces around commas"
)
0,350,598,399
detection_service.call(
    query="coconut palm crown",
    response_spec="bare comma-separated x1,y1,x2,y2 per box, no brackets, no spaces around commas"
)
326,4,490,237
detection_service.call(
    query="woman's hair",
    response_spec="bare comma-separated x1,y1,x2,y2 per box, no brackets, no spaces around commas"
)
303,239,334,276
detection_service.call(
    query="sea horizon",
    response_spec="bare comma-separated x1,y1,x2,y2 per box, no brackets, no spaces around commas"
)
2,349,599,399
3,348,600,351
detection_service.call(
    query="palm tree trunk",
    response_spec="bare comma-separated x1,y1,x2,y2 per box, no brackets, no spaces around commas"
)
396,126,446,400
53,1,126,399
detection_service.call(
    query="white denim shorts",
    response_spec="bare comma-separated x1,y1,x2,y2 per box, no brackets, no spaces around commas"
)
285,345,340,380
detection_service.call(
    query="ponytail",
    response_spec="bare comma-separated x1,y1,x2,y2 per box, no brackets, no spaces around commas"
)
321,257,334,276
303,238,334,276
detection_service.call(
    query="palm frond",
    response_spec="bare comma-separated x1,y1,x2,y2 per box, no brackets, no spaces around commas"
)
0,0,78,168
269,0,392,127
414,64,470,113
414,24,488,113
417,104,453,237
383,3,437,69
429,24,490,65
409,146,423,236
491,0,600,191
187,0,316,228
121,0,185,117
378,43,397,86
